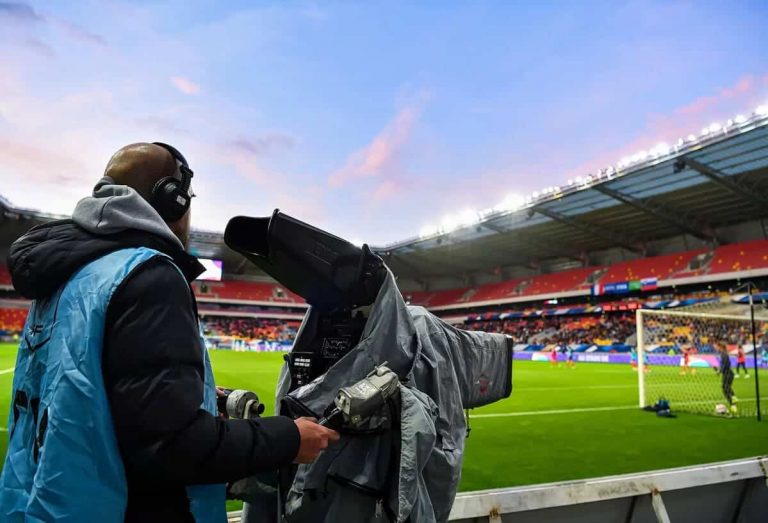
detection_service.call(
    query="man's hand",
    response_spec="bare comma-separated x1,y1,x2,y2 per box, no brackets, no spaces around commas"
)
293,417,340,463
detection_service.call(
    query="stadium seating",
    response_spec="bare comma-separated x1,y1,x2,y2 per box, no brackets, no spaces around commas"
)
0,308,26,334
599,250,705,282
404,239,768,309
3,239,766,310
402,288,475,307
709,239,768,274
0,265,11,287
192,280,304,303
453,277,528,303
464,313,636,347
521,267,601,296
203,317,300,342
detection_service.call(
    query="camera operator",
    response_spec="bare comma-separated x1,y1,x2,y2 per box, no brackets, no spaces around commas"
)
1,143,338,523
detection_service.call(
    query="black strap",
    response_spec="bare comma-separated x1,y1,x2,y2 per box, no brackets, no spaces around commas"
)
465,409,472,438
11,390,28,437
33,408,49,463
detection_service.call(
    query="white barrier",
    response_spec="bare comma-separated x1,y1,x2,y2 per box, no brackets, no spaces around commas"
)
226,456,768,522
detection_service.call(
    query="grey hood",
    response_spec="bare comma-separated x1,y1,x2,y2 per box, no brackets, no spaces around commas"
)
72,176,183,250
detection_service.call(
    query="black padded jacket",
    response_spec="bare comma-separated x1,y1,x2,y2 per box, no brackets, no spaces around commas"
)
8,220,299,522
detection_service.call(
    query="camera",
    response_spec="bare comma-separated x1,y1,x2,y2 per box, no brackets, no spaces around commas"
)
217,389,265,419
225,210,386,390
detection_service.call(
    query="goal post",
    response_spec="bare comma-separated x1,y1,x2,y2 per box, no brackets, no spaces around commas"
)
636,308,765,418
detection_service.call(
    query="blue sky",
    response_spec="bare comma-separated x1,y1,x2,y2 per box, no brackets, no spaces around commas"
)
1,1,767,245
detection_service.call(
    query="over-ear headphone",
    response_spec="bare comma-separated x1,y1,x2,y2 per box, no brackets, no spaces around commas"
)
150,142,194,222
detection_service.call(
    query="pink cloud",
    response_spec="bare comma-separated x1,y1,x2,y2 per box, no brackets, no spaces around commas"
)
562,73,767,181
170,76,201,95
227,133,296,156
676,75,754,117
328,98,426,188
371,179,400,202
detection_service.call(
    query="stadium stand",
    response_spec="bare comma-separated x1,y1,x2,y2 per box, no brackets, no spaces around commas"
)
0,308,26,335
599,250,705,282
520,266,600,296
2,237,767,348
192,280,304,303
203,317,300,342
0,265,11,288
403,287,471,307
709,239,768,274
406,239,768,309
464,313,636,348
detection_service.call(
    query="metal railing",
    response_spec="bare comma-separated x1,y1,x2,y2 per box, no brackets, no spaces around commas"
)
226,456,768,522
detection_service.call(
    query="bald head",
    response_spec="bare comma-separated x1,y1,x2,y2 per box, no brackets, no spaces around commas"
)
104,142,192,247
104,142,179,201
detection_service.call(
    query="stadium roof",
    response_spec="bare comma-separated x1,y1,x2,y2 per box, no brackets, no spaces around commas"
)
380,110,768,282
0,195,251,274
2,108,768,282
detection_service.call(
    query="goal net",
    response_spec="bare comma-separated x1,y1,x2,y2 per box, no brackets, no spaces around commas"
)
636,307,766,418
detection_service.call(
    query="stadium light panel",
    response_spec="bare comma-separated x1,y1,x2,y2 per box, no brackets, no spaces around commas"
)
496,193,525,212
756,105,768,116
734,114,747,124
441,215,459,233
419,225,438,238
708,122,721,133
457,209,480,226
687,134,697,142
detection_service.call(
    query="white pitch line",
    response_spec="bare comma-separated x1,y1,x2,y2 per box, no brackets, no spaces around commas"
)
520,384,635,392
0,368,14,375
472,397,768,419
471,405,639,418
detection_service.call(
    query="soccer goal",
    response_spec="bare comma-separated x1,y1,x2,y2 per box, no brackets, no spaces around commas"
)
636,308,765,418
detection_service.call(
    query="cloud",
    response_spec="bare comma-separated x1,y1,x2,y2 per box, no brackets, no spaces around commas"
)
171,76,201,95
22,37,55,58
0,2,107,48
0,2,43,22
227,133,296,156
561,73,768,182
371,179,401,202
134,115,189,135
675,75,754,118
53,19,108,47
328,96,427,188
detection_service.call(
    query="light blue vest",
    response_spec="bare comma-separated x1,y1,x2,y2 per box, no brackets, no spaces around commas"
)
0,247,226,522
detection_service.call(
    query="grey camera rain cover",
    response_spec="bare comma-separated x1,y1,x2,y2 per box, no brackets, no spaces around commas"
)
244,270,513,523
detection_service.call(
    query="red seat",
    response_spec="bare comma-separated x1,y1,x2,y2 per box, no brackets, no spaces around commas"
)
192,280,304,303
0,307,27,332
709,240,768,274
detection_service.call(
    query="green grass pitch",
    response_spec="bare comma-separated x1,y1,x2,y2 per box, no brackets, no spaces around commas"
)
1,343,767,494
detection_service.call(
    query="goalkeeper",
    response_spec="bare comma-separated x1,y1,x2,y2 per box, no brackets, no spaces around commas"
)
715,342,737,411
